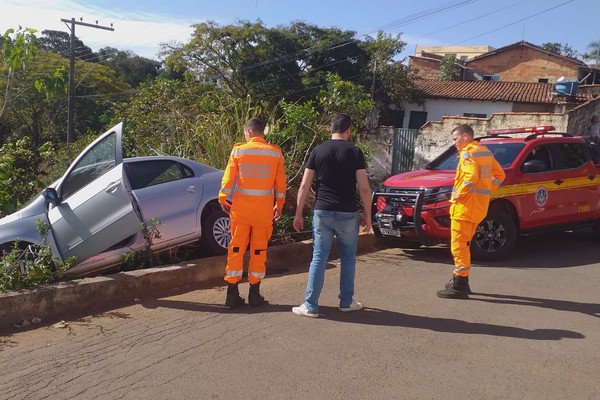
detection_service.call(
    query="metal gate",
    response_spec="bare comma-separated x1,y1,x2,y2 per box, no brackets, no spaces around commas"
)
391,128,419,175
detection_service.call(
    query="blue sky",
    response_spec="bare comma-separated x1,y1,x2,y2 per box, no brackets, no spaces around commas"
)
1,0,598,62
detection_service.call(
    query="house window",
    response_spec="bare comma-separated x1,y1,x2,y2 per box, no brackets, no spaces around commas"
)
460,55,468,61
538,78,549,83
463,113,487,118
483,74,500,81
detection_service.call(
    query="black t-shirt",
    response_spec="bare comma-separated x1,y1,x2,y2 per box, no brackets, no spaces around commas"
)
306,139,366,212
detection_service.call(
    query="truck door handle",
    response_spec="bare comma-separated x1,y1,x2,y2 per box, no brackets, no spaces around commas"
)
554,179,564,185
588,175,596,180
186,185,196,193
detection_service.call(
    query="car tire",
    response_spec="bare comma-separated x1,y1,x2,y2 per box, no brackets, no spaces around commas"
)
471,208,517,261
201,210,231,255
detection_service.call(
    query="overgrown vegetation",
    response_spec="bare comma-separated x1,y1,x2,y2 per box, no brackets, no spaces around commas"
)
0,221,73,291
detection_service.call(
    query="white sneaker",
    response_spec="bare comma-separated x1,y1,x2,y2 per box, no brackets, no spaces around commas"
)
292,303,319,318
339,300,364,312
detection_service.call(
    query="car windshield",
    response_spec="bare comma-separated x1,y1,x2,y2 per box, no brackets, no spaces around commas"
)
428,142,525,170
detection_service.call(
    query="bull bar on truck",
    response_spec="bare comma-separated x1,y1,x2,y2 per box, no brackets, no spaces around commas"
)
371,190,429,244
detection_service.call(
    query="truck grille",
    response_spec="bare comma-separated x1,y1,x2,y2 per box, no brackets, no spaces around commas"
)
387,188,423,206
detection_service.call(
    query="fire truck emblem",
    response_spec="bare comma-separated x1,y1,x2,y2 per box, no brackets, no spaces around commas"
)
535,186,548,207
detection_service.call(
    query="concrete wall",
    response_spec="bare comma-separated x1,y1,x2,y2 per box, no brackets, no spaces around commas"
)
566,97,600,135
359,127,395,186
412,112,568,169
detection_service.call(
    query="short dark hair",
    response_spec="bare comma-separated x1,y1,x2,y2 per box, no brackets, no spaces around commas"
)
245,118,265,135
451,124,474,138
331,113,352,133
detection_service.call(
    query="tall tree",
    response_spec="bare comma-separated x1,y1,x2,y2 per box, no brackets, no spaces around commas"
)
541,42,578,58
584,40,600,65
39,29,97,62
360,31,422,126
439,55,461,80
1,50,130,146
97,47,161,88
1,27,39,123
163,20,305,102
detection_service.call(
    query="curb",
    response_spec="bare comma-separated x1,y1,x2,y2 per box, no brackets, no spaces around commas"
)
0,233,378,328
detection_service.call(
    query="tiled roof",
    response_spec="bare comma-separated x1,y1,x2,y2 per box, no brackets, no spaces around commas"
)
414,80,592,104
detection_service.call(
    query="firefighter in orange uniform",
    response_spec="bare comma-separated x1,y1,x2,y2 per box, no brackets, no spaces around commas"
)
219,118,286,308
437,124,505,299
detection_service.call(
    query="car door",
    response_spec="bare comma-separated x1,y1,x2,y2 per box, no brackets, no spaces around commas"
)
514,144,573,229
47,123,142,263
556,142,599,222
125,159,201,243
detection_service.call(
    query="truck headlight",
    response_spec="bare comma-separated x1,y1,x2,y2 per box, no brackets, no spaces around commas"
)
424,185,453,203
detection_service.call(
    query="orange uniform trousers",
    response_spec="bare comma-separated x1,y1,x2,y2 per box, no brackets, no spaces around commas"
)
224,215,273,285
450,218,477,278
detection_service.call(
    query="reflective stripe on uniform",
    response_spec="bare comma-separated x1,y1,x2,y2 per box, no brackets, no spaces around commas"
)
472,188,491,195
276,192,285,198
225,270,244,277
249,271,266,279
455,266,471,272
221,187,232,195
232,148,282,158
236,187,274,196
471,150,492,158
492,178,502,186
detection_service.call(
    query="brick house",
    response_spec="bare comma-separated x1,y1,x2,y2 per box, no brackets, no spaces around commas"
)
409,41,598,84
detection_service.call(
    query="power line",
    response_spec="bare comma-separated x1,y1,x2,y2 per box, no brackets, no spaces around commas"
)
453,0,576,44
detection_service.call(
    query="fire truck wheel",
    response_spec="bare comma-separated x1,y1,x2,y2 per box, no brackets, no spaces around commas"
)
472,208,517,261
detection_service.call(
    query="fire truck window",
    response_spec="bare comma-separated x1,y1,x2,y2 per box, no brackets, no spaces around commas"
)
555,143,586,170
523,146,551,171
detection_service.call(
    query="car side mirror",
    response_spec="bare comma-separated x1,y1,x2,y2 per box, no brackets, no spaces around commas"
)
43,188,60,205
522,159,547,173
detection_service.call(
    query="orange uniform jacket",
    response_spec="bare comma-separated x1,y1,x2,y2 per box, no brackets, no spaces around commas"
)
450,141,505,224
219,137,286,226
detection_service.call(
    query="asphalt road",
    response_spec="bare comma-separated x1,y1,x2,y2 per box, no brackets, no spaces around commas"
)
1,230,599,400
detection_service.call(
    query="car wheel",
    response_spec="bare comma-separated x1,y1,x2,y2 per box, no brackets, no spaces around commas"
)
201,210,231,255
471,208,517,261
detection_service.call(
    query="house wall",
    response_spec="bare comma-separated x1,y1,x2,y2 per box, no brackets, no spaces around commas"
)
402,98,513,128
409,57,442,80
467,46,579,83
566,97,600,135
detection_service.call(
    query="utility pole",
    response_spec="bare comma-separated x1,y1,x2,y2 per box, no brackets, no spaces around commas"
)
61,17,113,145
370,60,377,101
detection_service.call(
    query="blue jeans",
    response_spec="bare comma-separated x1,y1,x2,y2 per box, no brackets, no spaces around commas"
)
304,210,359,312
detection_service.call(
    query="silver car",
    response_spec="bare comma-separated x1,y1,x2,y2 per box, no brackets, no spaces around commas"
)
0,123,231,277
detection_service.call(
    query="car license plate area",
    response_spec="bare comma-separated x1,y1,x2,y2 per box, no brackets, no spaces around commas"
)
379,227,402,237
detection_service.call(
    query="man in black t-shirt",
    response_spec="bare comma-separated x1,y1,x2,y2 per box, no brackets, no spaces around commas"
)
292,113,372,318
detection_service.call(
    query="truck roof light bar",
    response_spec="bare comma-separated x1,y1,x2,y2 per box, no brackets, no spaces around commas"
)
487,126,555,136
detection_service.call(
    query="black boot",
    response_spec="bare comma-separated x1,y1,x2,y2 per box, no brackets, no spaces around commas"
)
248,282,266,307
225,283,245,308
436,275,470,299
